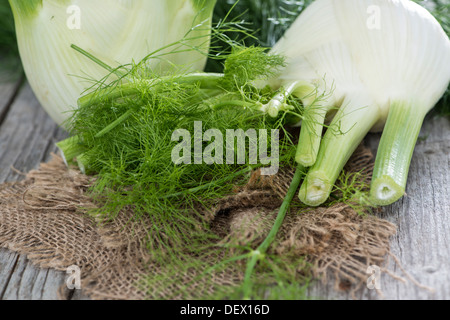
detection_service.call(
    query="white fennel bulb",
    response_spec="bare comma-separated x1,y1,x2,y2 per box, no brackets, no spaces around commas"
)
333,0,450,205
265,0,450,206
9,0,216,127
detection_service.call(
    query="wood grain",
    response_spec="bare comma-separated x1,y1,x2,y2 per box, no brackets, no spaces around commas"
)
0,69,22,126
373,116,449,300
0,77,79,300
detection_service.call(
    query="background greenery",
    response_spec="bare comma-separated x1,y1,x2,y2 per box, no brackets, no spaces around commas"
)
0,0,16,56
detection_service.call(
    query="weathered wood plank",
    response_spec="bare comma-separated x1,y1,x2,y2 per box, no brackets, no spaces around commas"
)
0,249,19,298
0,65,24,109
1,253,65,300
0,248,90,300
373,115,450,300
0,79,20,117
0,81,81,300
0,83,68,181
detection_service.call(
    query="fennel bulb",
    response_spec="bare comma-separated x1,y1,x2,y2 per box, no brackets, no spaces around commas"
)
8,0,216,127
266,0,450,206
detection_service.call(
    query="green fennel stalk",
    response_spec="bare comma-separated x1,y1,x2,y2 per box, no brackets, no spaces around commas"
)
370,101,427,205
242,165,305,299
298,92,380,206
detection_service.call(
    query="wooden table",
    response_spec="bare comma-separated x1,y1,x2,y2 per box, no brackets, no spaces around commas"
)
0,67,448,300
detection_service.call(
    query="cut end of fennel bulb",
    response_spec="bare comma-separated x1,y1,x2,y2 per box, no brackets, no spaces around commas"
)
295,154,316,168
264,99,284,118
298,171,332,207
370,175,406,206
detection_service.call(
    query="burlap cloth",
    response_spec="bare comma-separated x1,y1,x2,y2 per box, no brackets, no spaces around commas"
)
0,144,407,300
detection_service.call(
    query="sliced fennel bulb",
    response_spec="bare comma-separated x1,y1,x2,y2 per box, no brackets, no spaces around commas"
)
9,0,216,127
266,0,450,206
